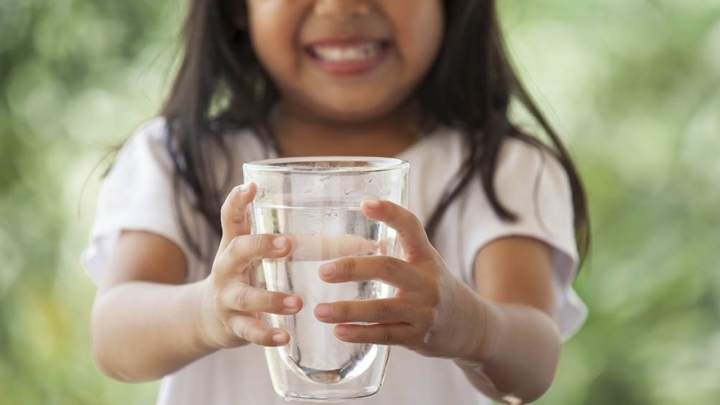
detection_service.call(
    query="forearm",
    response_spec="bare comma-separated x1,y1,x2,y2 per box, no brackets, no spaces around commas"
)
91,280,217,382
454,299,561,404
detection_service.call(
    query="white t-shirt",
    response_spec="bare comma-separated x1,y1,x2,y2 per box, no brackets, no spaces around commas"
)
82,117,587,405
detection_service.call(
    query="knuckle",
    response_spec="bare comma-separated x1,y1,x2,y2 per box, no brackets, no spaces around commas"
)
263,235,284,257
254,234,272,251
379,257,398,279
337,302,351,321
416,310,434,334
227,236,243,258
410,213,423,230
386,201,398,215
396,226,408,240
228,316,244,336
245,326,263,345
222,317,243,345
221,192,247,222
422,305,437,323
228,235,269,265
237,322,253,341
427,282,442,307
397,327,413,344
240,323,268,346
264,292,275,311
338,258,356,276
374,300,393,320
380,328,393,344
234,286,252,310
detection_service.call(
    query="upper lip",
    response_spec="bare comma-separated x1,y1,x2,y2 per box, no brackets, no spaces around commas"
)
303,37,390,48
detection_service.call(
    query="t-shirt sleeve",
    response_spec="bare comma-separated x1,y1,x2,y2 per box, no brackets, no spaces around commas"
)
460,139,588,340
80,117,195,285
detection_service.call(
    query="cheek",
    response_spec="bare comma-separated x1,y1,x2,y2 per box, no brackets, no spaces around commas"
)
388,0,444,73
246,1,303,80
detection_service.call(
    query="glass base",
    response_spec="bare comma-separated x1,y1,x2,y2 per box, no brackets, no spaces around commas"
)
280,387,380,403
266,345,390,403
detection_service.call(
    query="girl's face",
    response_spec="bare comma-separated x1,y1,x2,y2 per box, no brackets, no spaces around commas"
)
245,0,444,123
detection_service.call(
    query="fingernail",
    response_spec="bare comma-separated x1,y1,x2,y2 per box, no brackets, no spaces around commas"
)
364,200,380,209
315,305,331,319
335,326,350,337
319,264,335,277
273,237,287,250
239,183,251,193
272,332,287,344
283,296,299,309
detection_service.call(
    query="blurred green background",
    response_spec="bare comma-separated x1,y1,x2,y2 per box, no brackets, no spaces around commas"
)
1,0,718,403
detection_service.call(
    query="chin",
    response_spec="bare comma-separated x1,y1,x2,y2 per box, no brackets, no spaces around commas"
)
307,94,410,124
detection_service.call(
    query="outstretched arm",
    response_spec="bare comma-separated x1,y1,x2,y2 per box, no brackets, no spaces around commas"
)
312,200,562,404
454,237,561,404
91,184,303,382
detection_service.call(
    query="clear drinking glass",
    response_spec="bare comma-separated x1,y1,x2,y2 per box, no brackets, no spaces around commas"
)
243,157,409,402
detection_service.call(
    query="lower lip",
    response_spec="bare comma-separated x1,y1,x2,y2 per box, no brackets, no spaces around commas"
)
306,45,391,76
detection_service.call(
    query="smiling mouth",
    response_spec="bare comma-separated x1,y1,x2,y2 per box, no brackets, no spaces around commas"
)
306,40,391,63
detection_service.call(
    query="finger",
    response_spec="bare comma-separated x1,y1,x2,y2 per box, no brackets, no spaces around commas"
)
214,234,291,282
219,183,256,252
221,284,302,315
318,256,422,290
288,234,378,260
228,315,290,347
315,298,421,324
333,323,417,345
361,200,434,261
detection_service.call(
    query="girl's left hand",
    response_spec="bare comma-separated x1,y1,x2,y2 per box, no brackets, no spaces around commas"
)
314,200,489,360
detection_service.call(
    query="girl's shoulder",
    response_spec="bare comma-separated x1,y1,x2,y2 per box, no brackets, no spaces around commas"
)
115,117,168,161
497,136,569,186
133,116,168,141
414,126,566,179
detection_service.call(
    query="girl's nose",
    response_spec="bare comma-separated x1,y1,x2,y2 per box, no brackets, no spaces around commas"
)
314,0,371,19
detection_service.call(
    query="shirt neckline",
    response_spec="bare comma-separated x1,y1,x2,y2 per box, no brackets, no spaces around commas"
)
254,125,448,161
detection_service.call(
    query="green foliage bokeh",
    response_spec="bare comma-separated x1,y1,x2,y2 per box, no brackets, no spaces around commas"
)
0,0,718,404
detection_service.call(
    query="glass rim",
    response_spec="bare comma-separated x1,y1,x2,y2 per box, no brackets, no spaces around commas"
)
243,156,409,174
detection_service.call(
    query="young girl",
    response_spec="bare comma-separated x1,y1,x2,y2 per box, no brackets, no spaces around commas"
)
83,1,590,404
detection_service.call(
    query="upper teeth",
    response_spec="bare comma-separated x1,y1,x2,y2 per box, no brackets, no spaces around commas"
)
312,42,384,62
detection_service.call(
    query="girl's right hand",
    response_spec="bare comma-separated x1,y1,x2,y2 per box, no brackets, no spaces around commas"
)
198,183,302,350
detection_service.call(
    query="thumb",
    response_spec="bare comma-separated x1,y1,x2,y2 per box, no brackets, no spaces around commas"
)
218,183,256,252
361,200,434,262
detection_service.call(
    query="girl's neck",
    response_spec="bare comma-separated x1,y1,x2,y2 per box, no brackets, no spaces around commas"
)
270,102,420,158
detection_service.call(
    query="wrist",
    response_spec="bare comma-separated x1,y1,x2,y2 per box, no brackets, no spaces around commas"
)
459,296,506,365
188,279,222,353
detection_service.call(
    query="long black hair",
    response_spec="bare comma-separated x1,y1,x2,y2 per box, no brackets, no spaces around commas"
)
160,0,590,266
